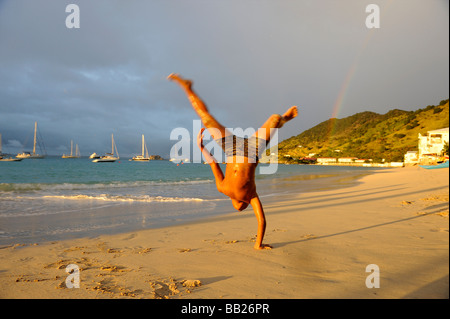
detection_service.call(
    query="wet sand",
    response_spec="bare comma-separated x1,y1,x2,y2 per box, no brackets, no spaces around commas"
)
0,166,448,299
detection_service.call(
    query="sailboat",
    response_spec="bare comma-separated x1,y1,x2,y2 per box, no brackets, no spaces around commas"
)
131,134,151,161
92,134,119,162
0,133,22,161
16,122,46,159
62,140,81,158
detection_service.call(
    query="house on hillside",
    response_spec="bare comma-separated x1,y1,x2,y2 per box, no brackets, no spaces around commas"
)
417,127,449,164
317,157,337,164
338,157,358,163
404,151,419,165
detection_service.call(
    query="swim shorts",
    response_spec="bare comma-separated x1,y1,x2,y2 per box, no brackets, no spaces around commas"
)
214,135,267,163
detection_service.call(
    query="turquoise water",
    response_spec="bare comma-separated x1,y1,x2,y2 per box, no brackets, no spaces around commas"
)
0,157,382,245
0,157,214,189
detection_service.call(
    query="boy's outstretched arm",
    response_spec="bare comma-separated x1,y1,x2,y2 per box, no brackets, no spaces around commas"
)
197,128,224,188
250,195,272,250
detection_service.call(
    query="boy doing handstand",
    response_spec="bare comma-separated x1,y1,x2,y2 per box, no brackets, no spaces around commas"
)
168,74,297,249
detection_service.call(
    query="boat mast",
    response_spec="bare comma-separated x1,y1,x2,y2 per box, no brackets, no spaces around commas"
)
70,140,73,156
142,134,145,157
111,134,114,155
33,122,37,155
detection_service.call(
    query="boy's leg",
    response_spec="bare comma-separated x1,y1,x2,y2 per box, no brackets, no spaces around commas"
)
168,73,231,140
253,106,298,142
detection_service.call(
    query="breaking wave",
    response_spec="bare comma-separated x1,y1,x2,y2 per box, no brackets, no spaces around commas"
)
0,179,213,193
42,194,205,202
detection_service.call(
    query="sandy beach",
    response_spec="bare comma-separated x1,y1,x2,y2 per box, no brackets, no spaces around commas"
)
0,166,448,299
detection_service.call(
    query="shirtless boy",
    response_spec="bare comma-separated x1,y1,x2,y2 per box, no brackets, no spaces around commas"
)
168,73,297,249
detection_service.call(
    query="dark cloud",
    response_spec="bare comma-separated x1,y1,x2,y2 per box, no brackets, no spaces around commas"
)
0,0,448,157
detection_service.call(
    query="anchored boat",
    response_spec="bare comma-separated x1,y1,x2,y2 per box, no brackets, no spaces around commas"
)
0,134,22,161
92,134,119,162
16,122,46,159
131,134,150,161
62,140,81,158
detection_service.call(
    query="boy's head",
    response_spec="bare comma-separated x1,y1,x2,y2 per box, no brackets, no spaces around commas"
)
232,199,249,212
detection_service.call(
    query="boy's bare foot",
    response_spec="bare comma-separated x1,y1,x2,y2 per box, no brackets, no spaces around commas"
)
254,244,273,250
282,106,298,122
277,106,298,128
167,73,192,90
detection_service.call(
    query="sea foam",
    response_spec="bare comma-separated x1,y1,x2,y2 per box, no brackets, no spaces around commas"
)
42,194,205,202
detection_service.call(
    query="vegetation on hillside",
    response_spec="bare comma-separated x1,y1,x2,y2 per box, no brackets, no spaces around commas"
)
276,99,449,163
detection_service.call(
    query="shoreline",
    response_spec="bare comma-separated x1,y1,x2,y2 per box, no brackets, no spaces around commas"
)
0,166,376,246
0,166,448,299
275,161,405,168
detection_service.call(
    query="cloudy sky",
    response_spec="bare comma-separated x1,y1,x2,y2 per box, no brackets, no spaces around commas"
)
0,0,448,157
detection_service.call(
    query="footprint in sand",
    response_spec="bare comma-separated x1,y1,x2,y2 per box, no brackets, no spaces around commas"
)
136,247,152,254
149,278,202,299
44,259,71,270
99,265,128,272
416,210,449,218
430,228,449,233
435,211,449,218
106,248,122,254
421,194,449,202
90,277,139,297
181,279,202,288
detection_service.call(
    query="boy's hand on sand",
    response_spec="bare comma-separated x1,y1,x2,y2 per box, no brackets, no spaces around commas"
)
254,244,273,250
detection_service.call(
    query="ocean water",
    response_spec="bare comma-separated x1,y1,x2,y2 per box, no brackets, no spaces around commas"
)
0,157,381,245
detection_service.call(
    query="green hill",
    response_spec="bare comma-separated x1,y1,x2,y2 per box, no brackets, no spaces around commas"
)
276,99,449,163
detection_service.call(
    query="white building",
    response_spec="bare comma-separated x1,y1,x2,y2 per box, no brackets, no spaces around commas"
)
338,157,358,163
404,151,418,165
317,157,337,164
418,127,449,164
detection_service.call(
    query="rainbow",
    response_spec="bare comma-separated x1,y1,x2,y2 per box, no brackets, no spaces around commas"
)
325,25,381,143
330,1,395,123
331,28,376,120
